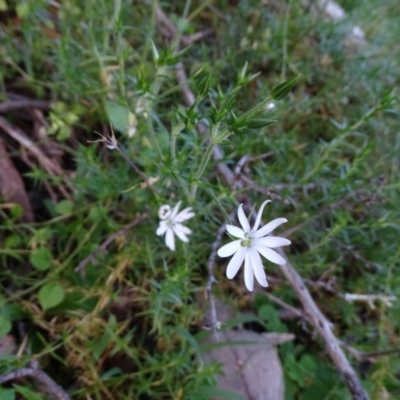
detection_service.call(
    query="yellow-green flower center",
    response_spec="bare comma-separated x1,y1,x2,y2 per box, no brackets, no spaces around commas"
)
241,238,252,247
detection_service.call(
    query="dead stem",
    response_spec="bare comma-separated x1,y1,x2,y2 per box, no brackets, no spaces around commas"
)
0,360,71,400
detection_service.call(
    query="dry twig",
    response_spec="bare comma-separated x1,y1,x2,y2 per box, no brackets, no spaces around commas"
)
277,250,368,399
0,98,51,113
344,293,396,310
0,136,34,222
0,116,71,199
204,221,226,341
0,360,71,400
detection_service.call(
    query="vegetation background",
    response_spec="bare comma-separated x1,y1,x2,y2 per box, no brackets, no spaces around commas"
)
0,0,399,399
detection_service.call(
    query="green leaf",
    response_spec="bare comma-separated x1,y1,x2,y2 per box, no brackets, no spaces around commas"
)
299,354,318,374
284,353,305,388
0,0,8,12
13,385,44,400
105,100,129,133
5,234,22,248
196,386,245,400
29,248,52,271
0,389,15,400
15,3,30,18
55,200,73,215
271,76,297,100
10,204,23,220
0,315,12,337
38,283,65,310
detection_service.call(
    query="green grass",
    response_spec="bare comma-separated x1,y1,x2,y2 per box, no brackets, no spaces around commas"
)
1,0,400,399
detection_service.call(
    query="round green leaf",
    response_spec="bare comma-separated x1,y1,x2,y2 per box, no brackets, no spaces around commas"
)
10,204,23,220
105,100,129,133
5,234,22,248
38,283,65,310
0,315,12,337
55,200,74,215
29,248,52,270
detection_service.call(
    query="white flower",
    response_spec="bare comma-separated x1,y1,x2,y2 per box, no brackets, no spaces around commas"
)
89,129,118,149
217,200,291,291
156,201,195,251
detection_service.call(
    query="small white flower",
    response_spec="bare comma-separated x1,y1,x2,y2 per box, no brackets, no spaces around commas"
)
89,129,118,149
265,102,275,111
217,200,291,292
156,201,195,251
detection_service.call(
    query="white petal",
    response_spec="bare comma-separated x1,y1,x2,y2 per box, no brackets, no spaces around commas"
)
165,229,175,251
226,246,246,279
175,223,192,235
156,221,168,236
254,245,286,265
217,240,241,257
226,224,245,239
158,205,171,220
253,236,291,248
251,200,271,232
248,248,268,287
175,207,195,222
252,218,287,238
173,224,190,243
237,204,251,232
170,201,182,219
244,252,255,291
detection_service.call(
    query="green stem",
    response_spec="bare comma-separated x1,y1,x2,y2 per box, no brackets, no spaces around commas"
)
281,0,292,80
190,140,216,200
190,125,230,200
170,121,185,161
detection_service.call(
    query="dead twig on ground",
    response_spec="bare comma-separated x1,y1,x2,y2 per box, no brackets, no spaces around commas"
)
277,250,369,399
75,213,149,276
155,7,213,46
0,116,71,199
0,98,51,113
0,360,71,400
344,293,396,309
204,222,226,341
0,136,34,222
240,175,290,204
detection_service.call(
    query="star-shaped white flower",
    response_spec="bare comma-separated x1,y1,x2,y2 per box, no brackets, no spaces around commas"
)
217,200,291,291
156,201,195,251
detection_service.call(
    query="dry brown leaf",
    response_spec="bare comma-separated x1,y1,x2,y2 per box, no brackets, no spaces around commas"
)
203,329,294,400
0,136,34,222
0,335,16,356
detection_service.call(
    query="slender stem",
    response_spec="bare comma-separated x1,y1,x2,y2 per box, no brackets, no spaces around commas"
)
190,140,216,200
281,0,292,80
190,125,230,200
170,121,185,161
116,145,148,182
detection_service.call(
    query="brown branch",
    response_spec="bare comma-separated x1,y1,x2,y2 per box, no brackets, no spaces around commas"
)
155,7,212,47
204,221,226,341
75,213,149,276
0,360,70,400
240,175,290,204
0,99,51,113
0,136,34,222
0,116,71,199
276,250,369,400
